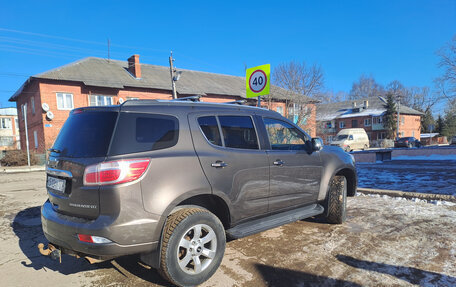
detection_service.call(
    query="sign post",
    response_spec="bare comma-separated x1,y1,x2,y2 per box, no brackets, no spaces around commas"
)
246,64,270,107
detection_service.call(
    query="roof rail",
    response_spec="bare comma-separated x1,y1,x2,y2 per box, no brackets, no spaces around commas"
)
171,95,201,102
224,100,247,105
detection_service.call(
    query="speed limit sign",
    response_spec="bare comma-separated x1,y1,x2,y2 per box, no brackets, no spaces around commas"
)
246,64,270,98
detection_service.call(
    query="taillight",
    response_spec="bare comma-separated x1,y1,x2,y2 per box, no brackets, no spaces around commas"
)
83,158,150,186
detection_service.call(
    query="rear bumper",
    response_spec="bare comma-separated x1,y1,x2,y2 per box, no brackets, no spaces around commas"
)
41,200,160,257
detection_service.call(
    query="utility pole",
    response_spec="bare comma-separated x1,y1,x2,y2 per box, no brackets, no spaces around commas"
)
23,103,30,166
396,95,401,139
107,39,110,62
169,51,177,99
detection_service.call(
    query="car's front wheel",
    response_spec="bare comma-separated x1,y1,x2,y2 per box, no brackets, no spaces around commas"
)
159,207,226,287
324,175,347,224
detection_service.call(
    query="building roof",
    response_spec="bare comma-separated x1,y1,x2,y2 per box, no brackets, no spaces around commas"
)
316,96,424,121
0,107,18,116
9,57,316,103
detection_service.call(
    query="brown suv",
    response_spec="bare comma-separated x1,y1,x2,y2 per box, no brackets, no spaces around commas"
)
40,99,357,286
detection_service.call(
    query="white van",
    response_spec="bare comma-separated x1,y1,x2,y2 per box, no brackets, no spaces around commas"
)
331,128,369,152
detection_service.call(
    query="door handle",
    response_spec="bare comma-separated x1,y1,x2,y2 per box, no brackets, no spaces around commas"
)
211,161,228,168
273,160,284,166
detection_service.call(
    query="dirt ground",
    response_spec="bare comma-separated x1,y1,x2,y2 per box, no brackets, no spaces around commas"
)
1,171,455,287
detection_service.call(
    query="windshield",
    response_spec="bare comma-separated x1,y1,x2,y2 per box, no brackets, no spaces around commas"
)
52,111,118,158
336,135,348,141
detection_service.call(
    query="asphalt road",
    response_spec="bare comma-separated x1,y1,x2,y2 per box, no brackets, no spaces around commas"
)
356,160,456,196
1,171,456,286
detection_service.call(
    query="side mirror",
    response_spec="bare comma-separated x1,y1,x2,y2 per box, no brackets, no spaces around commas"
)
311,137,323,152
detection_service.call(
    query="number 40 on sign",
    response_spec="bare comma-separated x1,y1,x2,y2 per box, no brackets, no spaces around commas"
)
246,64,270,98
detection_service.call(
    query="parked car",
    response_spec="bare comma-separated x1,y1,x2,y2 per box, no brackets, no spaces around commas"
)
450,136,456,145
330,128,369,152
394,137,422,148
39,99,357,287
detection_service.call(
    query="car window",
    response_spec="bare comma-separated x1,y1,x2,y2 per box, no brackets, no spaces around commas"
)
52,111,118,158
109,113,179,155
263,118,308,150
218,116,259,150
198,116,222,146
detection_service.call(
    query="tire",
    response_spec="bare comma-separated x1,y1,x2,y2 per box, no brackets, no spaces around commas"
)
324,176,347,224
159,207,226,287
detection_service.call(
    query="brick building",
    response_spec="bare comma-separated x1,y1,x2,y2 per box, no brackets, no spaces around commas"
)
317,97,423,145
0,107,20,151
9,55,317,155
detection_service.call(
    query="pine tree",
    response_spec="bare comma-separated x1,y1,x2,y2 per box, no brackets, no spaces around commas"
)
384,93,397,139
436,115,445,135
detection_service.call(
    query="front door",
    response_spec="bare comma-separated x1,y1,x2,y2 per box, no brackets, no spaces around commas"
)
262,117,323,212
188,112,270,224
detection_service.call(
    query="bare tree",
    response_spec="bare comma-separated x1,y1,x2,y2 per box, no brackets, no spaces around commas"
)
437,35,456,99
271,61,325,127
348,75,385,99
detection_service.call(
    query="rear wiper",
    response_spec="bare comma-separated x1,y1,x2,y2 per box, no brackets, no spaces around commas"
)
48,148,61,153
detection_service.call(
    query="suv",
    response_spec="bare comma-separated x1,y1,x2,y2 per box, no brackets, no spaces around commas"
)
394,137,422,148
40,100,357,286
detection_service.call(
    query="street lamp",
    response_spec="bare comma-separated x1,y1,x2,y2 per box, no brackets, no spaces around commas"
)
169,51,183,99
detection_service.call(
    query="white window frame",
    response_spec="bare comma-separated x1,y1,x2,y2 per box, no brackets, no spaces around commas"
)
33,130,38,148
31,97,35,115
1,118,12,129
339,121,345,128
364,118,371,126
89,95,113,106
56,93,74,110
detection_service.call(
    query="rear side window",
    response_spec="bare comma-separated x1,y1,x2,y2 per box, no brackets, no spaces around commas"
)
198,116,222,146
109,113,178,155
52,111,117,158
218,116,258,150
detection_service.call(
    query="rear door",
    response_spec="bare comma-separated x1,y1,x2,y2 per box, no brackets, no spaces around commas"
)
46,108,119,219
261,117,323,212
189,112,270,224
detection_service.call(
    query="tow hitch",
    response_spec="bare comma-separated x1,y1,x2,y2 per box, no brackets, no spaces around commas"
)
38,243,61,263
37,242,105,264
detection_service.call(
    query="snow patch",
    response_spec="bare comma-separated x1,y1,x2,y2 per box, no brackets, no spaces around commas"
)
393,154,456,161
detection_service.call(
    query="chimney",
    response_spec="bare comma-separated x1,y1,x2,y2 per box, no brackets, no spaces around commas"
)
364,100,369,109
127,54,141,78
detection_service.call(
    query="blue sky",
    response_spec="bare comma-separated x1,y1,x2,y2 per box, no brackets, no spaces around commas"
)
0,0,455,113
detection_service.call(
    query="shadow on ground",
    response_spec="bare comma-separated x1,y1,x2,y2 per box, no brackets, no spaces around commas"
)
255,263,362,287
337,254,456,286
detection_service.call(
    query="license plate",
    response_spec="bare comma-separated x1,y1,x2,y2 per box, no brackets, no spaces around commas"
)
47,176,66,193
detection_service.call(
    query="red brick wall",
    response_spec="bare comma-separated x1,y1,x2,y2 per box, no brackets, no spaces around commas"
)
398,114,421,138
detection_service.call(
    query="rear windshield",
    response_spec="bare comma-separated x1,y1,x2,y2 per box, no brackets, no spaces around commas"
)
109,112,179,155
52,111,118,158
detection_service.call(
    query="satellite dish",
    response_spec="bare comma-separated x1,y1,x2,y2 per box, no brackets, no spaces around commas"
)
118,98,124,104
42,103,50,112
46,111,54,120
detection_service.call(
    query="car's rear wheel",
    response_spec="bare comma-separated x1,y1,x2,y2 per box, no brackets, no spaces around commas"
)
324,175,347,224
159,207,225,287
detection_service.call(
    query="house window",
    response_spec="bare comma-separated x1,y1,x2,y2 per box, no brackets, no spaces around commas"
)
89,95,113,106
21,104,24,120
373,116,383,124
339,121,345,128
276,106,283,115
352,120,358,128
33,130,38,149
325,122,332,128
378,132,386,140
15,118,18,129
31,97,35,115
364,118,371,126
1,118,12,129
401,116,405,125
56,93,74,110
